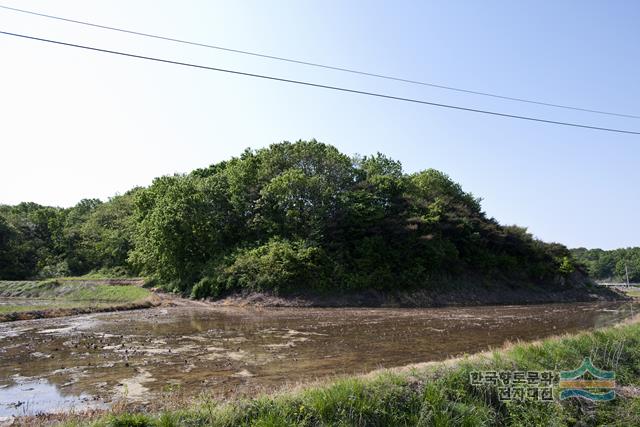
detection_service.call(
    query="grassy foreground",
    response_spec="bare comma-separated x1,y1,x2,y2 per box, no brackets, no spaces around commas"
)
55,315,640,427
0,279,153,321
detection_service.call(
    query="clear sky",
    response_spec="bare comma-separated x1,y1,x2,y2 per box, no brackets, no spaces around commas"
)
0,1,638,250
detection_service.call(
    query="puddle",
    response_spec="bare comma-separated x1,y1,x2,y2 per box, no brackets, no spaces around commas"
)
0,300,636,416
0,378,100,417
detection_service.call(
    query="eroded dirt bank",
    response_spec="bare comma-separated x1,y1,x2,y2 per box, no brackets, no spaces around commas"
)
211,283,625,308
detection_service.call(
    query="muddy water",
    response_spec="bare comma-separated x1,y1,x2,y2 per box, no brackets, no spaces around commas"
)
0,301,635,416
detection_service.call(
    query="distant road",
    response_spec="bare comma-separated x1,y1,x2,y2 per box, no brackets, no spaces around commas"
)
597,283,640,295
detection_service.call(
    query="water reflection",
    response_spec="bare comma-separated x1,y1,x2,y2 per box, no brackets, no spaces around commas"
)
0,378,97,417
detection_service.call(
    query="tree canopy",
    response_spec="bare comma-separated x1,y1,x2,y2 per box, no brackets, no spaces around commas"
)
571,247,640,282
0,140,582,296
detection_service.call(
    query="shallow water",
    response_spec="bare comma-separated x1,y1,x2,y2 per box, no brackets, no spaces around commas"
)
0,301,635,416
0,379,100,417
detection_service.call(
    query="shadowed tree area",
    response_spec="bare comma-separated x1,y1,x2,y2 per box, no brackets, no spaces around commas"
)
0,140,582,297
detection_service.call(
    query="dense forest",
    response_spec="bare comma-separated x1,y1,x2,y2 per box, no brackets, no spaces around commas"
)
571,247,640,282
0,140,583,298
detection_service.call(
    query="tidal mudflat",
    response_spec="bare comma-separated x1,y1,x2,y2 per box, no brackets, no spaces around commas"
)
0,301,635,417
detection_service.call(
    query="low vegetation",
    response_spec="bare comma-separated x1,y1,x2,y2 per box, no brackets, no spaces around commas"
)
0,279,152,320
624,288,640,298
0,140,590,301
571,247,640,283
53,315,640,426
0,279,149,301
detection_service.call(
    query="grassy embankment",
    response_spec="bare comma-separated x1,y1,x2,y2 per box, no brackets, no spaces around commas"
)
625,288,640,298
0,279,154,321
56,314,640,426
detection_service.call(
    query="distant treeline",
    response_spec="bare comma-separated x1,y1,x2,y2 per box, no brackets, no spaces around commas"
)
0,140,581,297
570,247,640,283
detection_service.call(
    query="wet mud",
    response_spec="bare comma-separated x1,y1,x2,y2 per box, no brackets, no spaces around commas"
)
0,301,635,416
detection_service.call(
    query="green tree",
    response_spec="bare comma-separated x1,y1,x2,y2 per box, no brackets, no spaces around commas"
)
0,140,595,297
130,174,236,289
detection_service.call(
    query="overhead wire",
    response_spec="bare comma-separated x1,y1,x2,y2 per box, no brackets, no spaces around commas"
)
0,3,638,120
1,31,639,135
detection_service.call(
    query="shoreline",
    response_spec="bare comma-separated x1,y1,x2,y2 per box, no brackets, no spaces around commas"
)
0,282,628,322
0,280,160,323
210,283,627,308
0,297,160,322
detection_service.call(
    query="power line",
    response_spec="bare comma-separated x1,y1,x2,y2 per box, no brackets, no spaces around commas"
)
1,3,638,120
1,30,639,136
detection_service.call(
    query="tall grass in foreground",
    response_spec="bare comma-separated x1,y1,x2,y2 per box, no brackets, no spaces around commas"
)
71,319,640,426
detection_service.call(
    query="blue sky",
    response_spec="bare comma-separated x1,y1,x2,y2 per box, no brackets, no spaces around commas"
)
0,1,638,249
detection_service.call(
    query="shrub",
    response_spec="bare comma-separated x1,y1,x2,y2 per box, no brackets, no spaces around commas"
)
558,256,575,276
217,239,329,294
190,276,222,299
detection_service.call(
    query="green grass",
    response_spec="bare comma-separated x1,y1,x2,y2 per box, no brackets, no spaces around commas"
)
0,304,56,314
64,284,150,303
67,316,640,427
0,280,149,303
0,280,60,298
0,280,151,320
58,266,135,280
0,301,121,314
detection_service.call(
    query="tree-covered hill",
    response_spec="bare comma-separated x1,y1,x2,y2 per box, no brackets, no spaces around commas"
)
0,140,593,300
571,247,640,282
